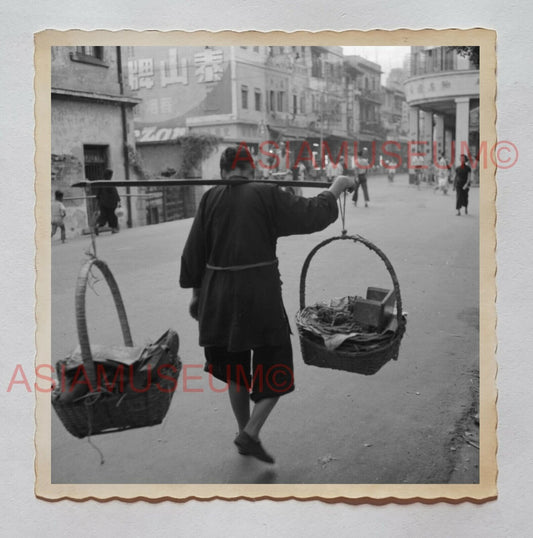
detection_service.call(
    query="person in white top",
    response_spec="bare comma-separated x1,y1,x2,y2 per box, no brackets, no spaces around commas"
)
51,190,67,243
412,153,424,188
434,153,449,194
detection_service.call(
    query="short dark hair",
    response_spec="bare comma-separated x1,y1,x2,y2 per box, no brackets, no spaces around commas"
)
103,169,113,180
220,146,254,173
54,190,64,201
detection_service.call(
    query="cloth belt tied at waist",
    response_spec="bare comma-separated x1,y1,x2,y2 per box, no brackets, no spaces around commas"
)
206,259,278,272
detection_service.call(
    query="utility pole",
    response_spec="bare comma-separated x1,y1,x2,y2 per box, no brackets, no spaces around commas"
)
116,46,132,229
319,52,328,171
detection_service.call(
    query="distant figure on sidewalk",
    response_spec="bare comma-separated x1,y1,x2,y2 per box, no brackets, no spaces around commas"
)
51,190,67,243
180,145,355,464
95,169,121,234
352,149,370,207
453,154,472,216
435,153,449,195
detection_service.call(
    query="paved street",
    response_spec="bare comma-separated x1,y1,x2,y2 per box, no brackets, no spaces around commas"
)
50,173,479,484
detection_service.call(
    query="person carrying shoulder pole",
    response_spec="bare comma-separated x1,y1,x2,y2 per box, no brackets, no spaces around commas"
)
179,145,355,464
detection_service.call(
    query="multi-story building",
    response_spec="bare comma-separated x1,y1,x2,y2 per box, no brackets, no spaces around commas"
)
304,46,347,163
380,68,409,169
344,55,384,156
51,46,142,236
127,45,352,181
404,46,480,169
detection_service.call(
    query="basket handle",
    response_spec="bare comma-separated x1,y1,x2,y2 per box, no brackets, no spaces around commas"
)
299,234,403,325
75,257,133,390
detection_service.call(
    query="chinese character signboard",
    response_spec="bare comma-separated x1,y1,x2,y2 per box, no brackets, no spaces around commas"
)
125,46,232,144
194,48,224,83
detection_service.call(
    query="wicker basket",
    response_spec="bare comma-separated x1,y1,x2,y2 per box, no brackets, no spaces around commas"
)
297,234,406,375
52,257,181,438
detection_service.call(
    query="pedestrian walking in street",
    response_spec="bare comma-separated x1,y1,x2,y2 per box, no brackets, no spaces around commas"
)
412,153,424,189
386,158,396,183
180,145,355,464
434,153,449,195
453,154,472,216
51,190,67,243
297,160,307,181
352,149,370,207
94,169,121,234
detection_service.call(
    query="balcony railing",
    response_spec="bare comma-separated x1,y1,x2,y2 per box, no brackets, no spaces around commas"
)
356,89,383,103
360,120,382,133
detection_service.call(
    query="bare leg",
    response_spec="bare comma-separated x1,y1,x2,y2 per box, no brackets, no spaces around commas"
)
244,396,279,440
228,381,250,432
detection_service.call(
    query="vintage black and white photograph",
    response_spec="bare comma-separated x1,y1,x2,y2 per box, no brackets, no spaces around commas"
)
35,30,496,501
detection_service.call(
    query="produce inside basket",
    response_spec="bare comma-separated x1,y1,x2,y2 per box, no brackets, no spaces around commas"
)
296,291,399,353
296,234,407,375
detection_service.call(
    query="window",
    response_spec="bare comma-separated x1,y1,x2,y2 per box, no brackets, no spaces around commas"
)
293,94,298,115
83,145,109,217
269,90,275,112
444,47,455,70
241,85,249,109
277,91,285,112
254,89,262,111
76,46,104,59
311,50,323,78
412,52,419,75
83,145,108,180
300,93,306,114
70,46,107,66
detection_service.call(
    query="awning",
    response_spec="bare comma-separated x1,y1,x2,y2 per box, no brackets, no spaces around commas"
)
356,133,382,143
268,125,310,141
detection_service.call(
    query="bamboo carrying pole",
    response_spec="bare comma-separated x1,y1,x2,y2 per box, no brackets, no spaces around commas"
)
72,179,333,189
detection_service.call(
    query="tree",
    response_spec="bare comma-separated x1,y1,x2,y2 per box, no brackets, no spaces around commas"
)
177,133,221,178
449,46,480,69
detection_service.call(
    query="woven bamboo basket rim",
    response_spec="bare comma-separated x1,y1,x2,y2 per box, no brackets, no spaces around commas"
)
298,234,406,346
75,256,133,390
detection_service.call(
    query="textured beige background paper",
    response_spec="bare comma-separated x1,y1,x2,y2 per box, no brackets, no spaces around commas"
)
35,28,496,502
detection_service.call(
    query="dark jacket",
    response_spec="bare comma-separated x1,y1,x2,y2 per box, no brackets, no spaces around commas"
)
180,182,338,351
95,185,120,209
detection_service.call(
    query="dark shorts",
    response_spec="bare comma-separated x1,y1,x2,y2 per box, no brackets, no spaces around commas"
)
204,340,295,402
